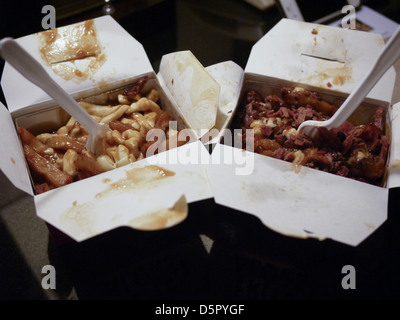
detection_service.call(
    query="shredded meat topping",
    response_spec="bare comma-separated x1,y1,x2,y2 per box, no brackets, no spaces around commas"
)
235,87,389,186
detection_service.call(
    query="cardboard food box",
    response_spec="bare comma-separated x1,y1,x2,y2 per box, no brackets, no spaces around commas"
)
206,18,400,247
0,15,244,242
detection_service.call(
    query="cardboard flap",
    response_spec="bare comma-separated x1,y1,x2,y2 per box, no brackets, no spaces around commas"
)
204,61,244,144
158,50,220,138
207,143,388,247
0,103,33,195
246,18,396,102
1,15,154,113
34,140,213,241
158,55,244,142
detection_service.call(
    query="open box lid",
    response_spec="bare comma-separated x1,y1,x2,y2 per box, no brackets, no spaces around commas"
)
245,18,396,102
1,15,154,114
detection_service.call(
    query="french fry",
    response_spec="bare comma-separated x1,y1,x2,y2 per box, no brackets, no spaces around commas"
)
23,144,73,188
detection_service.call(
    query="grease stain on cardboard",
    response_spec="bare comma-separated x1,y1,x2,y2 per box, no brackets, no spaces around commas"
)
128,195,188,231
38,19,106,82
58,165,176,238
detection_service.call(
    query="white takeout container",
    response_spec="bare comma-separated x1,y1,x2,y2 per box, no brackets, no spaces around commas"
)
206,18,400,247
0,15,236,242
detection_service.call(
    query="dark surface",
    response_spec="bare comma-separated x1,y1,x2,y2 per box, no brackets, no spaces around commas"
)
1,0,400,301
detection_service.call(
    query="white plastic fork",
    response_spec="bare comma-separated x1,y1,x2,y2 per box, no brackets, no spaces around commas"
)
297,25,400,138
0,37,110,155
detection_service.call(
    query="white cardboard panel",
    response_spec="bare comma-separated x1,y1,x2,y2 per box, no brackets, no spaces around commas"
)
207,143,388,247
35,141,213,241
246,18,396,102
1,15,153,114
0,104,33,195
387,101,400,189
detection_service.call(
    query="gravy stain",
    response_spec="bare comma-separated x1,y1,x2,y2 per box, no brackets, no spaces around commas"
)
96,165,176,199
59,202,97,237
128,195,188,231
390,159,400,168
364,222,375,230
38,20,105,82
59,165,176,238
174,52,218,130
302,64,353,87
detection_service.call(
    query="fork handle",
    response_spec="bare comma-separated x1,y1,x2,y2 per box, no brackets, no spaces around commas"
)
328,25,400,127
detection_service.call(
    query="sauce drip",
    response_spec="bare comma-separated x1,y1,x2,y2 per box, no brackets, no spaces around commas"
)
38,20,106,82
